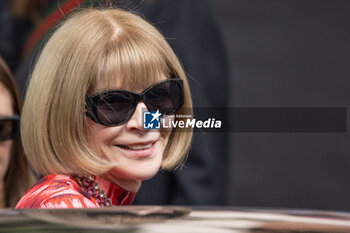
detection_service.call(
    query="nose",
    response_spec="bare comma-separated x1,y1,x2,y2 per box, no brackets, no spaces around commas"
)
125,102,147,132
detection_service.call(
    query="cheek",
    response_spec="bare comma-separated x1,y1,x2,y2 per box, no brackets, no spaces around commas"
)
160,130,171,149
85,118,107,154
84,117,122,158
0,141,12,179
157,128,173,165
160,115,174,137
160,115,175,146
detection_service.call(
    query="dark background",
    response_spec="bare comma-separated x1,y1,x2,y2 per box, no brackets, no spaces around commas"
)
211,0,350,211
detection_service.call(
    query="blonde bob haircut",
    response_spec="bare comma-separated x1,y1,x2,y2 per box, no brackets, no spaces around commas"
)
22,8,193,176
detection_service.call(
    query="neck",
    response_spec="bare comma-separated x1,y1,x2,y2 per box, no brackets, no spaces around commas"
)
101,174,141,193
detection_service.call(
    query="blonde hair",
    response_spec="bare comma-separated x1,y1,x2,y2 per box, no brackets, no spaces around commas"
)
21,8,193,176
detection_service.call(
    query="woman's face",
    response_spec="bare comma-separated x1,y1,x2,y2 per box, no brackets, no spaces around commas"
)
85,78,173,192
0,82,13,182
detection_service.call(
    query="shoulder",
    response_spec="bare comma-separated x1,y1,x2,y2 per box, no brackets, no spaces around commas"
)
15,174,98,209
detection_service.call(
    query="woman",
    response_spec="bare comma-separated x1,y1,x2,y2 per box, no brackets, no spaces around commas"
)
16,8,193,208
0,56,34,208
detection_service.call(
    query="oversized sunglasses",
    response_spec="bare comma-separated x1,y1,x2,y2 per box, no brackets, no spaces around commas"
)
85,78,184,126
0,115,20,141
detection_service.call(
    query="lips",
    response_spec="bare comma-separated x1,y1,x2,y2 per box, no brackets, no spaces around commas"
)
116,141,157,158
117,143,153,150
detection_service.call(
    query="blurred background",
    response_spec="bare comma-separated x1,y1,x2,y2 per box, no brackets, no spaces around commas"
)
212,0,350,211
1,0,350,211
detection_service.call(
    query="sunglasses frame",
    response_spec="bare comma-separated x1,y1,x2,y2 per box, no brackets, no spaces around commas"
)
85,78,184,126
0,114,20,141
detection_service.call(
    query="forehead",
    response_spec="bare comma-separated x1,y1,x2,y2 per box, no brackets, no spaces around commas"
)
0,82,13,116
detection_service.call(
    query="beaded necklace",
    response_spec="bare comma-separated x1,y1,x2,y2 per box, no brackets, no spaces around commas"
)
74,175,112,207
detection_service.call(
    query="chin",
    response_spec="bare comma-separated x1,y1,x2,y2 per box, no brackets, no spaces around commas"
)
110,164,161,181
126,168,160,181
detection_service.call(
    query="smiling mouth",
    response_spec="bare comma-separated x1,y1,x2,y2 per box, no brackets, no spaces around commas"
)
117,143,153,151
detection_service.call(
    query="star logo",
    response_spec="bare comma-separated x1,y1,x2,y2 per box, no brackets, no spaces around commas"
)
143,110,162,129
151,110,162,122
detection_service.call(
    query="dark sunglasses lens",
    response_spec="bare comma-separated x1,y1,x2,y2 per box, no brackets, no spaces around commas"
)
97,92,136,125
145,80,184,114
0,119,19,141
